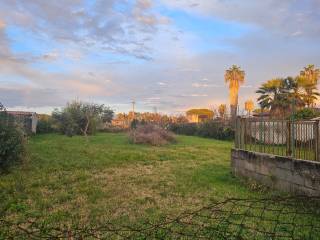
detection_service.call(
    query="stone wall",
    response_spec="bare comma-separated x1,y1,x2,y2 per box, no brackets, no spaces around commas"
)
231,149,320,196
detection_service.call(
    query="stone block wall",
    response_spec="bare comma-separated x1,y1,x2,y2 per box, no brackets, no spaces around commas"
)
231,149,320,196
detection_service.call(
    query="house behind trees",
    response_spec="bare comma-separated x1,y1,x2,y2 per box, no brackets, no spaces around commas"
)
186,109,214,123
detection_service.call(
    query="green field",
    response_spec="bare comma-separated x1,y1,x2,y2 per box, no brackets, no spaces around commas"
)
1,133,319,239
0,133,262,221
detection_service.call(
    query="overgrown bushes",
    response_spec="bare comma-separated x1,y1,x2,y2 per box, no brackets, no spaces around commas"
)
0,104,26,172
129,124,176,146
168,121,234,140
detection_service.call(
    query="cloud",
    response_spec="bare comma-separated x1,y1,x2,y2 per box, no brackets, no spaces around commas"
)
1,0,320,114
192,83,221,88
0,0,171,60
136,0,153,9
0,19,5,29
0,86,66,108
177,94,208,97
178,68,200,72
160,0,320,38
157,82,168,86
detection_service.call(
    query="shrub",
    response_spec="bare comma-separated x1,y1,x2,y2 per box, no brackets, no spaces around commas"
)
168,123,198,136
290,108,320,120
101,125,128,133
0,110,26,172
36,114,55,134
197,121,234,140
168,121,234,140
129,124,176,146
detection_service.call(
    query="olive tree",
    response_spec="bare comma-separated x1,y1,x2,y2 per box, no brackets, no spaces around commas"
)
52,101,114,137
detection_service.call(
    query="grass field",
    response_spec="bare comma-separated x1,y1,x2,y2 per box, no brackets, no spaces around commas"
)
1,133,319,239
1,133,264,223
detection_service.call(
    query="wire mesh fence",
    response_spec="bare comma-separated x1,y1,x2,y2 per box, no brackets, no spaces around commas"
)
1,196,320,239
235,117,320,161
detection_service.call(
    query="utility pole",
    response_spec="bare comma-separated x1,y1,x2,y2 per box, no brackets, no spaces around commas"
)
131,100,135,120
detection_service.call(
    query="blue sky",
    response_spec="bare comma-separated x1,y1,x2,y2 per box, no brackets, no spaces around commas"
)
0,0,320,114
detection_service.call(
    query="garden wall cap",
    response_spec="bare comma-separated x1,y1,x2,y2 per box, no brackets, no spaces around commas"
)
7,111,37,116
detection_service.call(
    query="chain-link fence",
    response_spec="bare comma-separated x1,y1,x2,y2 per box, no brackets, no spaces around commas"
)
1,196,319,239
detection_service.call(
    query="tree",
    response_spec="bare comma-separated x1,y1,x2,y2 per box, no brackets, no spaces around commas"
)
218,104,227,119
298,65,320,107
244,100,254,116
225,65,245,125
101,107,114,124
256,77,306,118
300,64,320,85
256,78,288,117
0,102,5,111
52,101,114,137
79,103,103,138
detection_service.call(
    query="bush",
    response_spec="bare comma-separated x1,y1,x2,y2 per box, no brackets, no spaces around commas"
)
36,114,55,134
168,123,198,136
290,108,320,120
197,121,234,140
168,121,234,140
129,124,176,146
0,111,26,172
101,125,128,133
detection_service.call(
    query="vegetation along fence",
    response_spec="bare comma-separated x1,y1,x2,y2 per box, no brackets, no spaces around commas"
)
235,117,320,161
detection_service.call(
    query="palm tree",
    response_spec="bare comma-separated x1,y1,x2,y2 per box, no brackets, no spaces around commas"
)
224,65,245,124
256,77,305,118
299,65,320,107
256,79,288,117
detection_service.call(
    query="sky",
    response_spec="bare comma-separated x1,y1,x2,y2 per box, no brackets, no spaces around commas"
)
0,0,320,115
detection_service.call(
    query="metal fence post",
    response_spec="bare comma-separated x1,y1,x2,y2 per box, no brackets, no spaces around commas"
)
286,121,292,157
235,117,239,148
314,120,319,162
259,119,262,152
240,118,245,150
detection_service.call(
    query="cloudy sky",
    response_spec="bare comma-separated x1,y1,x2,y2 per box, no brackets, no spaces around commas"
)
0,0,319,114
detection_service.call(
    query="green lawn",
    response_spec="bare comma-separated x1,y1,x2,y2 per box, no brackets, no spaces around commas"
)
0,133,318,239
1,133,259,222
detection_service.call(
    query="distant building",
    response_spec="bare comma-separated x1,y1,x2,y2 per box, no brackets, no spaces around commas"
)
186,109,214,123
7,111,38,134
